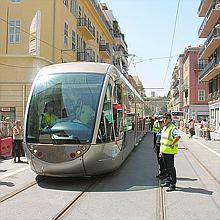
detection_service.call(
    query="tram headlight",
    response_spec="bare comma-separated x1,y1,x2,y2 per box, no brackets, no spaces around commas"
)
76,150,81,155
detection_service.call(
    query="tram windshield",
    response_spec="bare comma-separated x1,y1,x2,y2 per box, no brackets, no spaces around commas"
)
26,73,104,144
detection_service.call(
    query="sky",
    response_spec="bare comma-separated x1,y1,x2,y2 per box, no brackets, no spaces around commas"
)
103,0,204,96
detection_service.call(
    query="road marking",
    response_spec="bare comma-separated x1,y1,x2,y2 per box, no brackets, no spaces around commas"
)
193,138,220,158
0,167,29,180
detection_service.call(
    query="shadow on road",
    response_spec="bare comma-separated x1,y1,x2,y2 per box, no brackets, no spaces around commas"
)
176,186,213,195
37,133,160,192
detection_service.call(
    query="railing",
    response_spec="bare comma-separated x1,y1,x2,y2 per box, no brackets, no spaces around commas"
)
198,0,205,15
199,58,216,80
77,51,95,62
77,18,95,37
99,40,111,56
199,27,220,57
198,0,220,36
194,62,207,70
90,0,114,38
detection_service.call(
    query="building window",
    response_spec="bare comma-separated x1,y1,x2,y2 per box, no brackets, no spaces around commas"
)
71,30,76,50
9,20,21,44
64,22,68,46
11,0,21,3
198,90,205,101
70,0,78,17
63,0,68,7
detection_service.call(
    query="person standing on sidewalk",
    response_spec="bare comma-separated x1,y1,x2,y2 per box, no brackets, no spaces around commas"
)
152,116,160,147
12,120,24,163
160,112,181,192
155,119,166,179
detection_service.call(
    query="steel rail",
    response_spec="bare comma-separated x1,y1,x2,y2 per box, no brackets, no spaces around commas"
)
51,177,101,220
180,140,220,188
0,176,47,203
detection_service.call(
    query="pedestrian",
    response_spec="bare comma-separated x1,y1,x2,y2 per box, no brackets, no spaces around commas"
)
160,112,181,192
155,119,166,179
12,120,24,163
152,116,160,147
188,119,195,138
200,118,207,138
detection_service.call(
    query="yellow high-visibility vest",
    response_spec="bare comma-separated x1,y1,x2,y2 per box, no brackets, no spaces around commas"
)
160,124,178,154
152,120,160,133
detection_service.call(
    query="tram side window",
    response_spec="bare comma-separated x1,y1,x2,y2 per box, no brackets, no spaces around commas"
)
97,84,115,143
112,84,124,138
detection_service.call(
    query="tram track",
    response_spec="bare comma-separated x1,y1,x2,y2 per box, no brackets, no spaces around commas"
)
180,140,220,188
0,176,47,203
158,181,167,220
51,177,101,220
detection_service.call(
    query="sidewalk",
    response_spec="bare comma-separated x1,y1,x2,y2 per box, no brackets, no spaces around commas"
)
210,131,220,141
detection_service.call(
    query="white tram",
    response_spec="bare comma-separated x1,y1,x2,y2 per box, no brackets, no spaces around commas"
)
24,62,146,177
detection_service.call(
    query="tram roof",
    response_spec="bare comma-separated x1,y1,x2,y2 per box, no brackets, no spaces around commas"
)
39,62,111,75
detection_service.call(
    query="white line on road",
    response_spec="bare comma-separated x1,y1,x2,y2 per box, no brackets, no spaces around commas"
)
0,167,29,180
193,139,220,158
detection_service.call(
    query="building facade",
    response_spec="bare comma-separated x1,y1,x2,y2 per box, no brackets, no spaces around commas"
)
198,0,220,132
168,47,209,122
0,0,119,122
182,46,209,121
168,54,184,111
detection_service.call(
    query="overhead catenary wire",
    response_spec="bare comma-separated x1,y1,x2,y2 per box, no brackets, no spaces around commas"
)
133,54,179,64
162,0,181,86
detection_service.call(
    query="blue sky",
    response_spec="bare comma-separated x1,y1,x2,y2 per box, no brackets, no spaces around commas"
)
103,0,204,96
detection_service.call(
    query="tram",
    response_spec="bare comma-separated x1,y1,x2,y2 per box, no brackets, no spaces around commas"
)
24,62,146,177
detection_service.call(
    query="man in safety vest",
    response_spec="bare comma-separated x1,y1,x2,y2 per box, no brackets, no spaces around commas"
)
152,116,160,147
41,102,58,130
160,112,181,192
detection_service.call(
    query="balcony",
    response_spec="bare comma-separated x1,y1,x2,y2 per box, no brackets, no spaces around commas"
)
90,0,114,39
208,91,220,101
199,27,220,59
173,88,179,97
199,58,220,81
198,1,220,38
198,0,212,17
99,40,111,59
77,51,95,62
77,18,95,40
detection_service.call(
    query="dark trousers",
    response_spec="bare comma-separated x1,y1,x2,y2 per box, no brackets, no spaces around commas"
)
153,133,157,146
155,144,166,175
162,153,177,185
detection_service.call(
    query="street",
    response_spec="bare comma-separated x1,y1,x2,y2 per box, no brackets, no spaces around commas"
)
1,131,220,220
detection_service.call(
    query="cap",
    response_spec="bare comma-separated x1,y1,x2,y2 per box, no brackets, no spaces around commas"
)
163,112,172,119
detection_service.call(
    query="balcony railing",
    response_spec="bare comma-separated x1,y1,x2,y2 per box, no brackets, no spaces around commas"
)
198,0,212,16
99,40,111,57
198,0,220,37
198,0,206,15
199,27,220,57
90,0,114,38
77,18,95,38
208,91,220,101
77,51,95,62
199,58,217,80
